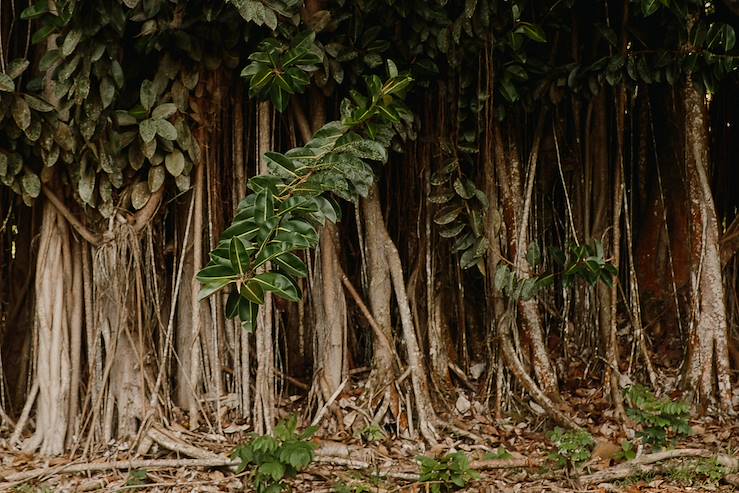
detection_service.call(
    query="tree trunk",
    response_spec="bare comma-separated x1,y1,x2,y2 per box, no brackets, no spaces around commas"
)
682,78,733,412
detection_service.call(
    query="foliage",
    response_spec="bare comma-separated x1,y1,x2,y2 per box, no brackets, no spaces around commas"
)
625,385,692,449
358,423,386,443
483,447,513,460
547,427,595,470
0,59,54,206
668,458,728,485
494,240,617,301
241,31,323,111
417,452,480,493
614,440,637,462
197,72,411,331
333,482,375,493
125,469,150,486
232,416,318,493
429,152,489,273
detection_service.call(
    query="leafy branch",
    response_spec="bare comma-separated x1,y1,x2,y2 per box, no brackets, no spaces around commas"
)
197,72,412,331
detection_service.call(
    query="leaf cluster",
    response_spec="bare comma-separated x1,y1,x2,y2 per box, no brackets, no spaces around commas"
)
429,155,489,274
625,384,692,449
493,240,616,302
547,427,595,470
232,416,317,493
417,452,480,493
197,73,411,330
0,59,54,205
241,31,323,111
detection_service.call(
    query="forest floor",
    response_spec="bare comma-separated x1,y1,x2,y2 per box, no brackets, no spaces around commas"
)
1,390,738,492
2,419,738,491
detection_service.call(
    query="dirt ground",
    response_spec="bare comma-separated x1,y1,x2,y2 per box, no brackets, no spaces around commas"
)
2,408,737,493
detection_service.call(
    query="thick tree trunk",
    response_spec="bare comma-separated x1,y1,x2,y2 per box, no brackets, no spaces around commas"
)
682,79,733,412
22,202,73,455
253,101,275,434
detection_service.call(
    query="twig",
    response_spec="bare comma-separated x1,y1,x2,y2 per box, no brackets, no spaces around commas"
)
579,448,738,484
276,369,309,391
42,186,100,246
0,458,240,485
311,377,348,427
340,271,395,356
147,426,221,460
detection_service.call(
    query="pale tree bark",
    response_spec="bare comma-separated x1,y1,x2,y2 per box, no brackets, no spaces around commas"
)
682,77,733,412
22,202,72,455
361,186,401,424
253,100,276,434
494,119,560,402
359,184,438,442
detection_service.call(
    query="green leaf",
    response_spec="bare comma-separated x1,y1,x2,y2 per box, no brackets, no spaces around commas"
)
6,59,28,80
515,23,547,43
526,242,541,267
152,103,178,119
21,172,40,198
131,181,151,209
229,236,251,275
264,151,298,178
21,1,50,19
255,189,275,223
252,272,300,302
0,74,15,92
62,29,82,57
222,220,260,240
148,166,165,192
139,79,156,111
165,150,185,176
274,252,308,278
12,97,31,130
439,223,466,238
198,278,232,301
258,461,285,482
239,298,258,331
31,24,56,45
139,119,157,143
434,205,463,225
241,279,265,304
641,0,660,17
197,264,237,282
155,119,178,140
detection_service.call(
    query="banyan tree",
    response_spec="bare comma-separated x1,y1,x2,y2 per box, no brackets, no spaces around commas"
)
0,0,738,460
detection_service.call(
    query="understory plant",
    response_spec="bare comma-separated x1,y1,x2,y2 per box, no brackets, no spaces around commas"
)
417,452,480,492
547,428,595,470
232,416,317,493
625,385,692,450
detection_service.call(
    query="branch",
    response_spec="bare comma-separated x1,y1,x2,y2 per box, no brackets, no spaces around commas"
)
339,271,396,358
133,186,165,231
42,186,100,246
580,449,738,484
0,458,240,483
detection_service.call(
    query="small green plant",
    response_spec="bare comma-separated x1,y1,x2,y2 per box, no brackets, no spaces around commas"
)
417,452,480,492
232,416,317,493
333,482,374,493
484,447,513,460
547,428,595,469
614,441,637,462
625,385,691,450
669,458,727,485
125,469,150,486
358,423,386,443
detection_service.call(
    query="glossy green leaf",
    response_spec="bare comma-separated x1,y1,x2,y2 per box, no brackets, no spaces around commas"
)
241,279,265,304
252,272,300,302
